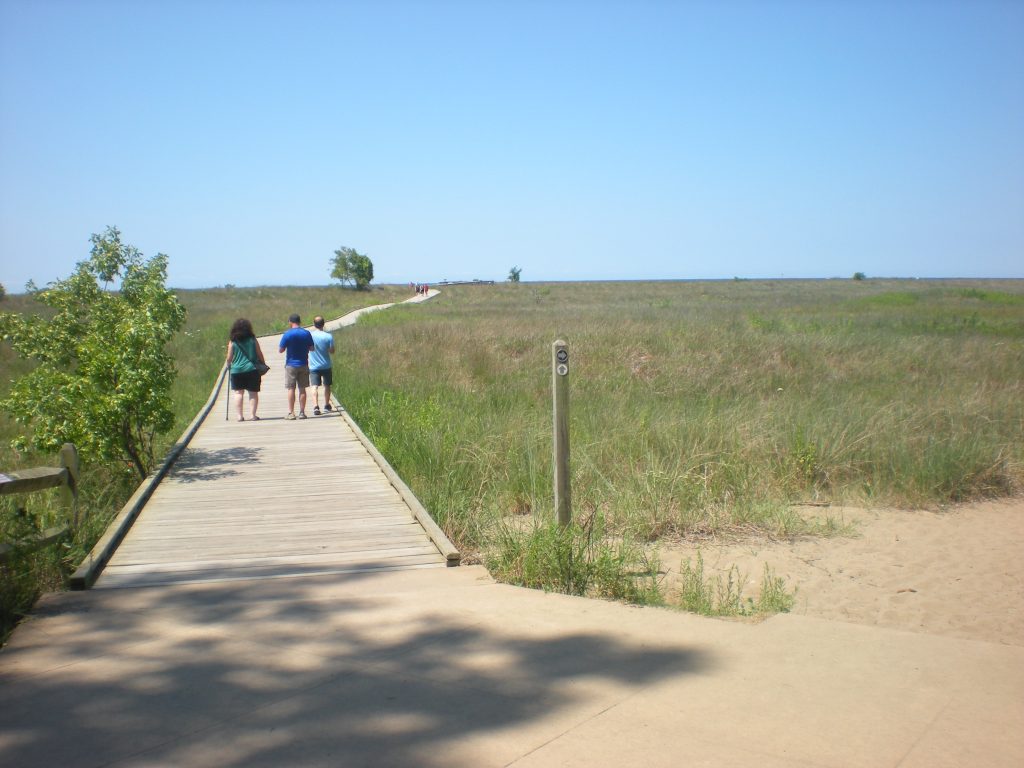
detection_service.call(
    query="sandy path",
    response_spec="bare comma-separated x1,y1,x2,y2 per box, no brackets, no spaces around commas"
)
658,498,1024,646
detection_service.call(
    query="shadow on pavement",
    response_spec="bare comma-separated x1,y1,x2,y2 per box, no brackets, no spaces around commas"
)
0,571,712,767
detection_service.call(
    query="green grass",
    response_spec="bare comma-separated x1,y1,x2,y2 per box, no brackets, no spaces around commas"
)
485,513,662,605
337,280,1023,544
327,278,1023,613
674,551,796,618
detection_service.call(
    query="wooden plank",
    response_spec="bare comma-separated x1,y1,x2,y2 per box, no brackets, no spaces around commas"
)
112,532,434,560
95,559,445,589
114,534,432,554
122,512,417,534
126,510,413,526
123,516,414,533
120,518,420,536
101,551,447,580
136,496,410,512
0,467,68,496
122,511,418,527
114,523,430,545
101,545,442,575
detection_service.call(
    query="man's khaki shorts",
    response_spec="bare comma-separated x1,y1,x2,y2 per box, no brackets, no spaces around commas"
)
284,365,310,390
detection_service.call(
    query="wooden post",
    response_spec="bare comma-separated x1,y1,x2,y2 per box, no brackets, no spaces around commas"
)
552,340,571,527
59,443,80,527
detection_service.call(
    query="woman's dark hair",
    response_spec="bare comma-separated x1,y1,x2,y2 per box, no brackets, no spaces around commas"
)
230,318,255,342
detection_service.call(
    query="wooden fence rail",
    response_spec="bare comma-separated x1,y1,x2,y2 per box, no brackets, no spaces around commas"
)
0,443,80,564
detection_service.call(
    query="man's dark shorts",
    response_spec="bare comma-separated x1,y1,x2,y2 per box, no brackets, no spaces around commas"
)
230,370,262,393
310,368,333,387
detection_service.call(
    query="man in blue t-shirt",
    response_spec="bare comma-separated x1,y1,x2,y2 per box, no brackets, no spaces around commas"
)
278,313,314,419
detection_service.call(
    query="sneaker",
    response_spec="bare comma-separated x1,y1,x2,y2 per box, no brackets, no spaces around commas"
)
285,413,296,420
324,403,333,412
298,412,307,419
313,406,321,416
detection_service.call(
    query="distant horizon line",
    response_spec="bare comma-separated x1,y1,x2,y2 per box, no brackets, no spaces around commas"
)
169,275,1024,292
3,275,1023,297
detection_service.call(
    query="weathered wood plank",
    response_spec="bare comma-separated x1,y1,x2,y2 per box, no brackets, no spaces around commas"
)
133,505,407,518
119,518,420,536
0,467,69,496
102,545,442,574
114,522,430,544
112,531,434,560
98,556,446,589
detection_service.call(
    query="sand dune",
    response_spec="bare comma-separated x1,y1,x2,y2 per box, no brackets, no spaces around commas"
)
659,499,1024,646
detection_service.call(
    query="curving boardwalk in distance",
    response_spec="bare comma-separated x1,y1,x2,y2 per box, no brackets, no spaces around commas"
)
95,291,451,589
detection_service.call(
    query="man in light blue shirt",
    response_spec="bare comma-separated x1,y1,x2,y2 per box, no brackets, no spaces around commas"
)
309,315,335,416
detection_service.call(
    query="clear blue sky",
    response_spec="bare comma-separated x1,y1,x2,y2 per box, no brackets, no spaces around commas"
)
1,0,1022,290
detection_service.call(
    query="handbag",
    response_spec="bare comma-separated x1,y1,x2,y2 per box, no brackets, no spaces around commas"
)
237,339,270,376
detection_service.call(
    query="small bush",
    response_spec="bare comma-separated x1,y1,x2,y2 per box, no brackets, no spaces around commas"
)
485,513,662,605
674,551,795,617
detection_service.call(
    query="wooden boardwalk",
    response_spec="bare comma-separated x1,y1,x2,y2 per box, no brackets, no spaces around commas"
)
94,297,453,589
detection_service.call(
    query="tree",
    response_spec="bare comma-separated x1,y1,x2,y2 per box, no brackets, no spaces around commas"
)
508,266,522,283
0,283,6,301
331,246,374,290
852,272,867,281
0,227,186,480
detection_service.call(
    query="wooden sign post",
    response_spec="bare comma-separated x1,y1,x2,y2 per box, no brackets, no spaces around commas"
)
552,340,571,527
59,443,80,527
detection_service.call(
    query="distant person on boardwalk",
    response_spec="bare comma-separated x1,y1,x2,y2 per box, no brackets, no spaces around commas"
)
279,313,314,420
226,318,266,422
309,315,335,416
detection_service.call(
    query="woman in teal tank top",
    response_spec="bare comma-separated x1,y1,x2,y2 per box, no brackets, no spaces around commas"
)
225,318,266,421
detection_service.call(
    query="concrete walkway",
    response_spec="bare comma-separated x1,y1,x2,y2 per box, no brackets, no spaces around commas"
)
2,565,1021,767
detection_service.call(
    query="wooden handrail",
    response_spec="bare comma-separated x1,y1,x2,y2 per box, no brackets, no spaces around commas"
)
0,467,71,496
0,443,79,564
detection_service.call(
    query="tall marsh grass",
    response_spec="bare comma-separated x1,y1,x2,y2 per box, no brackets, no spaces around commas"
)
675,552,796,618
335,280,1024,570
486,512,662,604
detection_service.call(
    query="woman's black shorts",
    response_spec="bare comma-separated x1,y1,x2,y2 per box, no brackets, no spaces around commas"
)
230,370,262,393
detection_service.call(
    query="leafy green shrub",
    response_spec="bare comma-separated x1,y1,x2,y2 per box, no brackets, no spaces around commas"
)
674,551,795,617
486,513,662,605
0,227,185,479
